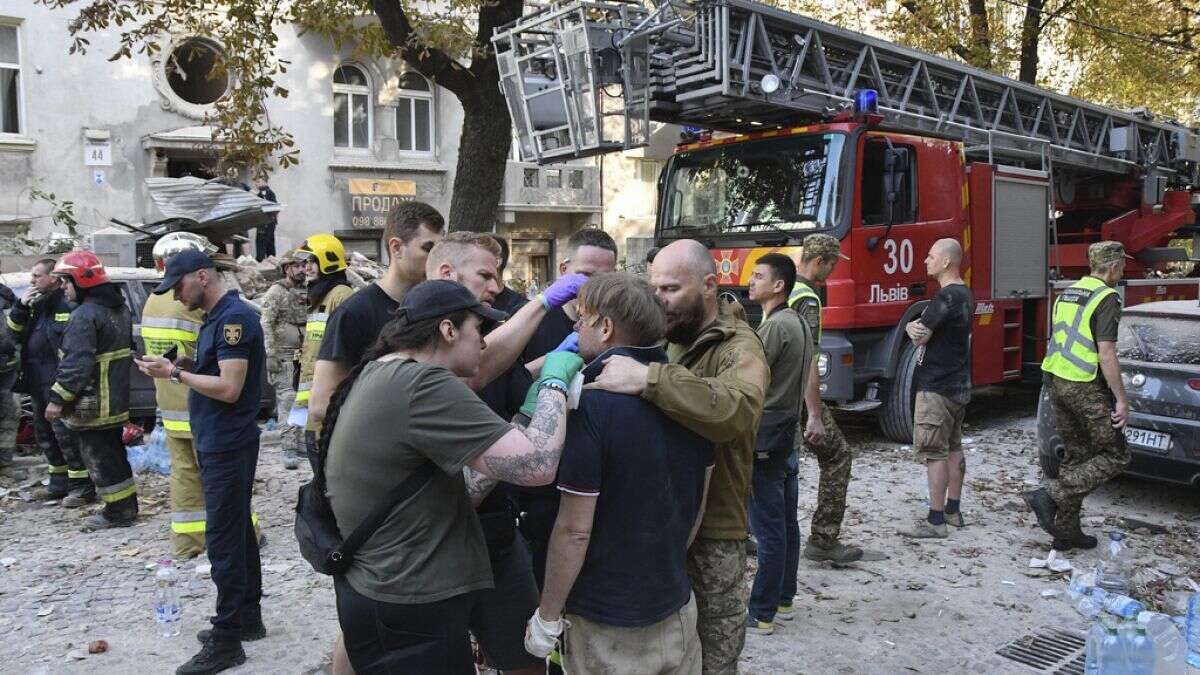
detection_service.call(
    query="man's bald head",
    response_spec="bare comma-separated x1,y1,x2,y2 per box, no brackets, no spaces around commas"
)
931,238,963,266
656,239,717,278
649,239,719,344
924,237,964,279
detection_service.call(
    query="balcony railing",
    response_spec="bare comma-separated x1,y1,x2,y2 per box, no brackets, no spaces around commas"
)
501,161,600,211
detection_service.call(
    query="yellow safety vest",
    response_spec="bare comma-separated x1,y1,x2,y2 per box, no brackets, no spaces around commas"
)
788,280,822,342
1041,275,1118,382
141,293,203,439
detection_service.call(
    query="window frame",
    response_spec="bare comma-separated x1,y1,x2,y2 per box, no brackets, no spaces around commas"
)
394,71,435,156
858,138,919,226
0,20,26,138
333,64,373,152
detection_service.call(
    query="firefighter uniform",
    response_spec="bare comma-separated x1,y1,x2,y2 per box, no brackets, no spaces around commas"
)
142,291,209,556
8,287,92,499
49,252,137,528
1037,242,1130,541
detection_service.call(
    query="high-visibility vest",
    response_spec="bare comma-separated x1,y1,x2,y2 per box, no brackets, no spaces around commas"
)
788,280,822,342
141,293,203,439
1041,275,1118,382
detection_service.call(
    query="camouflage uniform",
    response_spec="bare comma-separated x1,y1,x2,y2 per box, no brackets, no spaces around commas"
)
259,273,306,459
686,538,747,675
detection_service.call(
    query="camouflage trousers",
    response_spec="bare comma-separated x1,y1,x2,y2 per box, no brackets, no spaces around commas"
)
799,404,852,548
0,388,18,462
686,537,747,675
272,359,301,453
1045,376,1130,534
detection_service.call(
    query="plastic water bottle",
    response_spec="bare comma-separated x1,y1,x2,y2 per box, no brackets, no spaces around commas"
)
1125,625,1155,674
1090,587,1145,618
1099,621,1126,672
1069,569,1096,601
1138,611,1187,675
1084,621,1106,674
1186,592,1200,668
1077,593,1103,619
154,559,182,637
1096,532,1131,595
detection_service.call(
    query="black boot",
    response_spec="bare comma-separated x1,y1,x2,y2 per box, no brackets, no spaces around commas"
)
196,615,266,644
1052,528,1098,552
1022,488,1058,536
177,635,246,675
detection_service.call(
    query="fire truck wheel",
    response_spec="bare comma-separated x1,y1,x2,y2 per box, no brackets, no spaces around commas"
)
1035,383,1063,479
878,339,918,443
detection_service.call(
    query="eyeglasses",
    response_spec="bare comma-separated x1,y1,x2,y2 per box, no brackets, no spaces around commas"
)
574,312,603,330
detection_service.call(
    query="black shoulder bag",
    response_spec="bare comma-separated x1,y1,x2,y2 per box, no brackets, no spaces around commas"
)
295,450,436,576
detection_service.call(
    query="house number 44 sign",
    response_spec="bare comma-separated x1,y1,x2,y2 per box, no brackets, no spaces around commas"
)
84,141,112,166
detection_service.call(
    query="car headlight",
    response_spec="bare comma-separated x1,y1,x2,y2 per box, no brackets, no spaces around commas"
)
817,352,830,377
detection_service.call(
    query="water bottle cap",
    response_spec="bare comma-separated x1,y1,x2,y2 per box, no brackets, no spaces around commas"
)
1109,532,1124,541
159,558,173,567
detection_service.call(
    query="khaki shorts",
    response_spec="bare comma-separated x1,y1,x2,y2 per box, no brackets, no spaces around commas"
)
913,390,966,462
564,593,701,675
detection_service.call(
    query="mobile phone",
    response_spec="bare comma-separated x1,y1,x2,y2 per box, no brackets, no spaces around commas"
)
163,345,179,362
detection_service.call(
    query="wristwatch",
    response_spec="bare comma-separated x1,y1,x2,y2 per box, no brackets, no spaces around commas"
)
539,378,568,396
169,365,183,384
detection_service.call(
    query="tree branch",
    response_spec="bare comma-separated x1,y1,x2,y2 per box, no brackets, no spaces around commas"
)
371,0,477,98
898,0,973,63
471,0,523,79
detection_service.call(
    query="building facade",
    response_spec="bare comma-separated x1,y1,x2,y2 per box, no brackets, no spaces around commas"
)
0,2,599,280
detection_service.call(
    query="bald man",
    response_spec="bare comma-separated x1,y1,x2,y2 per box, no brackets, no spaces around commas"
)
899,239,973,539
588,239,768,674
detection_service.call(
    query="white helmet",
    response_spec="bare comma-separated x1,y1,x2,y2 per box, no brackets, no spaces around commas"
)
152,232,217,270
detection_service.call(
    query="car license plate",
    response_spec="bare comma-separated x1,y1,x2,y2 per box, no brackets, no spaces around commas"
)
1124,427,1171,453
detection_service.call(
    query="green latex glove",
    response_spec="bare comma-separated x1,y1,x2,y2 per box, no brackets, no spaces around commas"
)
518,352,584,418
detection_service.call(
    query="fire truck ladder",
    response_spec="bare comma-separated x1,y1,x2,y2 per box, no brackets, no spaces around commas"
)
493,0,1200,180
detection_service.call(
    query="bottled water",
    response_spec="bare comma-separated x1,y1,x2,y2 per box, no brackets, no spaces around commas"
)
1187,592,1200,669
1125,625,1154,675
1138,611,1187,675
154,559,182,637
1076,593,1103,619
1099,621,1126,673
1084,621,1106,674
1089,587,1145,619
1096,532,1131,595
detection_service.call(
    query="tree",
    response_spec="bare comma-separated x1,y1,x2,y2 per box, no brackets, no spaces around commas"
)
41,0,521,232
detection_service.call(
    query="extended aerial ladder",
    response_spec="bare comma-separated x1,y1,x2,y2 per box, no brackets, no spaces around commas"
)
493,0,1200,180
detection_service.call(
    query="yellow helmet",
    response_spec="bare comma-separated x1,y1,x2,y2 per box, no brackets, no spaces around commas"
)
297,233,347,274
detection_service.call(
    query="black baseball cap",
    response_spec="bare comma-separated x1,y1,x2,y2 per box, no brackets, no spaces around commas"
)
401,280,507,324
153,249,215,295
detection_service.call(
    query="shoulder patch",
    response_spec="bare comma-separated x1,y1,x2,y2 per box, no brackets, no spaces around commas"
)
224,324,243,345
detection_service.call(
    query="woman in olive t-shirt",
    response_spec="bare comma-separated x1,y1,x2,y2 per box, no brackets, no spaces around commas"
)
319,280,579,674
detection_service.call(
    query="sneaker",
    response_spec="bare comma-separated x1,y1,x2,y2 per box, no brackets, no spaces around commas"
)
944,511,965,528
282,448,299,471
1022,488,1058,536
776,604,795,621
176,637,246,675
1052,531,1098,552
81,512,136,531
898,519,948,539
746,615,774,635
61,490,98,508
803,540,864,563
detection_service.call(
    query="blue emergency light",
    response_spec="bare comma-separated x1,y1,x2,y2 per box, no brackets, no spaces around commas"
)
853,89,879,115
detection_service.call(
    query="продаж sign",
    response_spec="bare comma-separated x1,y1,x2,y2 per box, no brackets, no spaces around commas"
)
349,179,416,228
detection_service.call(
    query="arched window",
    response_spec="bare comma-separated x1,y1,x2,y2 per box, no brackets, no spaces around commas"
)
395,72,433,154
333,65,371,150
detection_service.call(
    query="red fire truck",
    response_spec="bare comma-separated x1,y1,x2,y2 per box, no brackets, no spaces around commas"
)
494,0,1200,441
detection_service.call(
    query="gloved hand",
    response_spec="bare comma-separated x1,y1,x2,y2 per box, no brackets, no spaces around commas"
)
540,273,588,311
554,332,579,354
525,609,565,659
518,351,584,418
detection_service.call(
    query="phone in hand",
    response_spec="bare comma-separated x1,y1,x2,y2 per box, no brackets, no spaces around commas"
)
163,345,179,363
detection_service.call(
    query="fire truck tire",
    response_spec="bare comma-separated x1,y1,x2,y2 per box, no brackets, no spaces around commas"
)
1036,384,1063,479
878,340,918,443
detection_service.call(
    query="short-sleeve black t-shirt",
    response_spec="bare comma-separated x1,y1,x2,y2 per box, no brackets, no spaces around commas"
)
914,283,973,398
317,283,400,367
191,291,266,453
556,346,714,627
1090,291,1121,343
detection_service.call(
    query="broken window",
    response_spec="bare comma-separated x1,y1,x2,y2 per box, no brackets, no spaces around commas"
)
166,38,229,106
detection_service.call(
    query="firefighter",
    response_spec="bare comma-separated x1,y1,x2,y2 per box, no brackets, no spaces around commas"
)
1024,241,1131,551
44,250,138,531
143,233,217,556
289,233,354,471
8,258,93,502
788,233,862,563
258,249,306,470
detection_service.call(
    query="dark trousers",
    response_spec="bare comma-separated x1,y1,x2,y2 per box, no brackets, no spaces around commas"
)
304,430,319,474
198,441,263,638
516,492,560,589
77,426,137,517
748,448,801,622
31,388,90,494
336,576,479,675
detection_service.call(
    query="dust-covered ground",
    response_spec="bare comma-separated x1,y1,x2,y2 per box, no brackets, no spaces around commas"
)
0,387,1197,674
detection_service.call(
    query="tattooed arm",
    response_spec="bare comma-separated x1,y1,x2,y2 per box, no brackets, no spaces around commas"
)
468,387,569,488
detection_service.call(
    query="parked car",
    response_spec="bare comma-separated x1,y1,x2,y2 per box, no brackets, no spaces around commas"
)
1038,299,1200,488
1,268,274,428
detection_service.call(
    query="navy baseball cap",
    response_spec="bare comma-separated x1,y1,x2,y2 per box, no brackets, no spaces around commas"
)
153,248,215,295
401,280,507,324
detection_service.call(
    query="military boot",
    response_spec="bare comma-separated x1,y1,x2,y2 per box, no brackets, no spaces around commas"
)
803,539,863,562
196,610,267,644
177,635,246,675
81,506,137,531
1052,531,1099,552
1022,488,1058,536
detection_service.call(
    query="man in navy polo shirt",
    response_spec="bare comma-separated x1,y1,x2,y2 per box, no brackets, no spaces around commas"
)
136,249,266,675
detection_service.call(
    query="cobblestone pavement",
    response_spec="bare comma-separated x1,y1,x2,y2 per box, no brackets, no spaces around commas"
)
1,389,1197,674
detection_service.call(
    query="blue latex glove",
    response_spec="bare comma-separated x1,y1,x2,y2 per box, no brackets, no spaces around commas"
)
554,332,580,354
540,273,588,310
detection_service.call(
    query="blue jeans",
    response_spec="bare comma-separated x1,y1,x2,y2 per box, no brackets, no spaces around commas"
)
197,439,262,638
749,448,801,622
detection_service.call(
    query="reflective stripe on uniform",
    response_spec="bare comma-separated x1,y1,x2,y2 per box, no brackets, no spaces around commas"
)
51,382,76,402
304,313,328,343
141,318,199,357
788,281,822,340
47,463,68,475
171,511,207,534
68,468,90,479
54,312,70,322
161,409,191,433
97,348,131,422
294,381,311,405
6,315,24,332
98,477,136,503
1042,277,1116,382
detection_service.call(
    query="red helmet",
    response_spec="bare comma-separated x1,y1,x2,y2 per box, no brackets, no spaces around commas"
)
52,250,110,289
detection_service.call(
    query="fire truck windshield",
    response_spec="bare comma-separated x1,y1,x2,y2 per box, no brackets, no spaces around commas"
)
660,133,846,238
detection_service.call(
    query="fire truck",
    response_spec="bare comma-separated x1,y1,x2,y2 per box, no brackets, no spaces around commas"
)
493,0,1200,441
